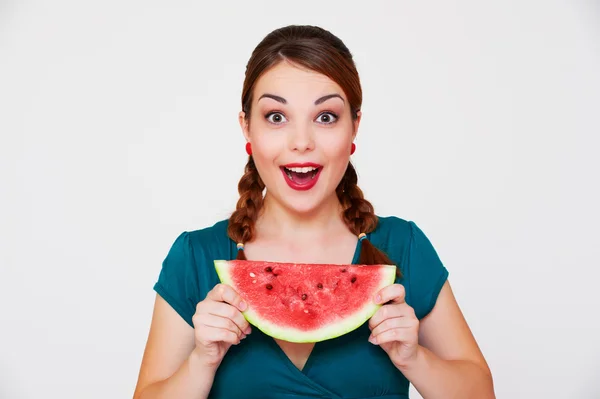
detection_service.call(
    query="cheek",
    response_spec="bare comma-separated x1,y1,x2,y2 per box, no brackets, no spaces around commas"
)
321,132,352,161
249,130,284,177
321,136,352,182
253,136,282,162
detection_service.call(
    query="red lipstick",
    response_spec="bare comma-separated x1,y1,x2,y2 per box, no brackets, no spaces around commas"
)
282,162,322,168
280,163,323,191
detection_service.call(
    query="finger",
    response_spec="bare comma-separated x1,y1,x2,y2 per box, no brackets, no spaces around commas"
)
368,302,414,331
197,325,243,346
369,315,419,338
374,284,406,305
207,302,252,335
201,313,247,339
195,298,252,335
370,326,417,346
206,283,248,312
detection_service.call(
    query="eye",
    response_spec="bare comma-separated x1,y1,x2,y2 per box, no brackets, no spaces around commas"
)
265,112,287,124
316,112,338,125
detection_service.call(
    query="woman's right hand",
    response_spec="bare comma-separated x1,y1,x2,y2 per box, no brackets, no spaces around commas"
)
191,283,252,369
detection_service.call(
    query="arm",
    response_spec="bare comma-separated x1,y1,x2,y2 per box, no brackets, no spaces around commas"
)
399,281,495,399
132,294,217,399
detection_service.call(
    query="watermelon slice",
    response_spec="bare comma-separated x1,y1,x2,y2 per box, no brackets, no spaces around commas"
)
213,260,396,343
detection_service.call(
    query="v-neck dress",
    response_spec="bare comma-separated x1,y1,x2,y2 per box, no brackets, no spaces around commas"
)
153,216,449,399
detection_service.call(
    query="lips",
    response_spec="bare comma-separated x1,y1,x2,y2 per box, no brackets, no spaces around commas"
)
280,163,322,191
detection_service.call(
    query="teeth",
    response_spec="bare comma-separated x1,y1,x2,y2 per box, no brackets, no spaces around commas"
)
285,166,318,173
283,166,320,182
284,168,293,180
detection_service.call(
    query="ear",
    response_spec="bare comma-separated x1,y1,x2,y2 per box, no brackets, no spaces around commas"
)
352,110,362,140
239,111,251,141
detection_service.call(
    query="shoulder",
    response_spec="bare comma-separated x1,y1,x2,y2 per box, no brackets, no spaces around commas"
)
372,215,413,238
184,218,230,241
182,218,232,256
369,215,413,261
166,219,234,279
162,219,231,263
371,215,438,253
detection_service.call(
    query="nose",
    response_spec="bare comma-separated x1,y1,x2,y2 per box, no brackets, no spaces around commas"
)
288,122,315,153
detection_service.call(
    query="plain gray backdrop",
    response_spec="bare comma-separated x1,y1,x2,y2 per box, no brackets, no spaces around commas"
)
1,0,599,398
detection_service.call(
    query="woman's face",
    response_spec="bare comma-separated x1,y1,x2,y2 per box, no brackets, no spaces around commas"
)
239,60,361,216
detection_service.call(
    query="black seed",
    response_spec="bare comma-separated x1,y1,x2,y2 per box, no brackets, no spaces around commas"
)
265,267,272,272
301,294,307,300
351,276,357,283
317,283,323,289
266,284,273,290
341,268,347,273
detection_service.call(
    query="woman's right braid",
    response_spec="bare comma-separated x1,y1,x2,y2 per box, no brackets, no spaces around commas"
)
227,157,265,260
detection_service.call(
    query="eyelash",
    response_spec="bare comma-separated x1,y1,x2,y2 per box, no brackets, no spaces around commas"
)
264,111,339,126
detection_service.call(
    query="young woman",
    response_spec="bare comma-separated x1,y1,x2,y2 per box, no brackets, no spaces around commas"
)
133,25,495,399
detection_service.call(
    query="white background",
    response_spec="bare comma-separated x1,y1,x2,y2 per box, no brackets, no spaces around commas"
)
1,0,599,398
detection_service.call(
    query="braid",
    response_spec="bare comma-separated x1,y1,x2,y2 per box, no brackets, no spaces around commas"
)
337,163,401,277
336,162,377,236
227,156,265,260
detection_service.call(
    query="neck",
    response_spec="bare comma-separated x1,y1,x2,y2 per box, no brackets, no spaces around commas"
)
256,192,347,241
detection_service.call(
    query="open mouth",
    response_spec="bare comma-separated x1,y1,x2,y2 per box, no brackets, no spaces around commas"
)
280,163,323,191
282,166,320,181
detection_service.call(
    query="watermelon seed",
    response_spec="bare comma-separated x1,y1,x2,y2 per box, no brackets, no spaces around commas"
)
341,268,347,273
302,294,307,300
304,309,309,313
351,276,357,283
249,272,256,278
266,284,273,290
265,267,272,272
317,283,323,289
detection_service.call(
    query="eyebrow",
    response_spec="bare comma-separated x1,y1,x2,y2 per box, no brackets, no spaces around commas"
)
257,93,345,105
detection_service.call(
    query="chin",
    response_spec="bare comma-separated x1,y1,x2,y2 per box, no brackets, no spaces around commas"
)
283,197,326,215
265,183,333,216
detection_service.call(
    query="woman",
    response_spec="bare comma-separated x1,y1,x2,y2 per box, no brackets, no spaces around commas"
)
133,25,495,399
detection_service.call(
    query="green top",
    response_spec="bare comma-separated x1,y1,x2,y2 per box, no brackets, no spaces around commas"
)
154,216,449,399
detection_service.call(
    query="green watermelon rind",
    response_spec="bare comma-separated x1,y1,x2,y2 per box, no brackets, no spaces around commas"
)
213,260,397,343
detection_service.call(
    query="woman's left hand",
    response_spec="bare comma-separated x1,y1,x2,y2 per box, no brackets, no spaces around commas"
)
368,283,421,369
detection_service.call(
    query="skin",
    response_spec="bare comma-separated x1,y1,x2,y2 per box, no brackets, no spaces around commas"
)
132,60,495,398
242,60,357,220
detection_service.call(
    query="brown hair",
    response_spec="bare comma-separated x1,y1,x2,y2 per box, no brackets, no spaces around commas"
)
227,25,398,274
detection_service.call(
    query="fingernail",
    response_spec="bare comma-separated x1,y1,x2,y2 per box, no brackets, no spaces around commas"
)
375,295,382,304
239,301,247,311
241,334,247,340
245,327,252,335
368,335,377,344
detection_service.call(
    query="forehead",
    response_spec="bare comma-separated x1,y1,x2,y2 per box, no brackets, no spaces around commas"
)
252,60,345,102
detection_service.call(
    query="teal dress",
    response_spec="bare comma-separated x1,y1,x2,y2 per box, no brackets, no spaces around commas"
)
154,216,449,399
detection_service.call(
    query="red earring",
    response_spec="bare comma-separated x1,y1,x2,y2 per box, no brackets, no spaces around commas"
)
351,143,356,155
245,142,252,155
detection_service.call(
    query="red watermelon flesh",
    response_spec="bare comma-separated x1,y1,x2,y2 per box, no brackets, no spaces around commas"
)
214,260,396,343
